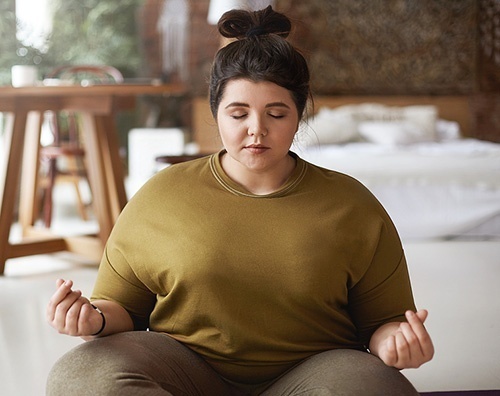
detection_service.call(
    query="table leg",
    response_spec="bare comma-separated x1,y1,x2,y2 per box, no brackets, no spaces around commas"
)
79,113,114,244
0,112,28,274
94,115,127,222
18,111,43,233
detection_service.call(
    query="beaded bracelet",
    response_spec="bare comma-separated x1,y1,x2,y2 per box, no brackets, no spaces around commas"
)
90,304,106,336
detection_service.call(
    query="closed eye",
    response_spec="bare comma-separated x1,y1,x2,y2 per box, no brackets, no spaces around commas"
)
230,113,247,120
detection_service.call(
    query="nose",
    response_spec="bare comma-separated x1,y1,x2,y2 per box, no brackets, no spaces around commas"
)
247,115,268,137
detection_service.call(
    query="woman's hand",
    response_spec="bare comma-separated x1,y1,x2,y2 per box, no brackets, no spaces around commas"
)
369,309,434,369
46,279,104,337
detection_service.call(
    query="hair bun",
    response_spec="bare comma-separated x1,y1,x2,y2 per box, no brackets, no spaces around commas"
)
218,5,291,40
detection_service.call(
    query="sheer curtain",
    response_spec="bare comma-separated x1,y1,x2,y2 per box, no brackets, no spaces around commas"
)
157,0,189,81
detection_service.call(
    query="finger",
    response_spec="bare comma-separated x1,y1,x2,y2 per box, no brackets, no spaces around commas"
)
414,309,428,323
399,322,424,363
381,335,398,367
394,331,411,369
78,301,98,335
47,280,75,322
399,321,419,347
52,289,83,330
405,310,434,361
49,280,74,306
52,288,82,329
406,310,427,335
64,295,86,335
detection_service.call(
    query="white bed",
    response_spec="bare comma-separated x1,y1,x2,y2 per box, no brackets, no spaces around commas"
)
294,139,500,240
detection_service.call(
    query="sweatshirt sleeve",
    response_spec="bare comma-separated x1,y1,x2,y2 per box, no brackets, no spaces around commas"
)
91,243,156,331
347,218,416,346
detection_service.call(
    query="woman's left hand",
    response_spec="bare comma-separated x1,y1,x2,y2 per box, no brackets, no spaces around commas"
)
370,309,434,369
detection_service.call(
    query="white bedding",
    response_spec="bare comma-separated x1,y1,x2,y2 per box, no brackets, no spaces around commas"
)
294,138,500,240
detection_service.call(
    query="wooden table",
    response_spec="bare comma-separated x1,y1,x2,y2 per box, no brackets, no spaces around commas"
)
0,83,186,274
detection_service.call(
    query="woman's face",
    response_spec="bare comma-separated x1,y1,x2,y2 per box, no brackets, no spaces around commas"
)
217,78,299,175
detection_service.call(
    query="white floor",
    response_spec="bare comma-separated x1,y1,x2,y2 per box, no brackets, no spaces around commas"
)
1,256,98,396
1,183,100,396
1,184,500,395
402,240,500,393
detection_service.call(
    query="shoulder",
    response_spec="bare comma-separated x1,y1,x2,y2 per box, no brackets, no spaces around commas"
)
300,157,374,196
120,155,213,216
299,157,394,223
156,154,212,179
138,154,213,193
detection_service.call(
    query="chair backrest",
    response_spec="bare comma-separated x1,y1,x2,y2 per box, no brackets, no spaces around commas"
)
43,65,124,145
46,65,124,85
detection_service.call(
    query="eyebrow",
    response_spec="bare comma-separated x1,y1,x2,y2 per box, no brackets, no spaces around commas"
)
224,102,291,109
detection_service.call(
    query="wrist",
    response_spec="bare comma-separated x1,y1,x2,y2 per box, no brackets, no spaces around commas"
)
90,304,106,336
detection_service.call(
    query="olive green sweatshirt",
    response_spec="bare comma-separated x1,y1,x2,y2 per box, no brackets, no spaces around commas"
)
92,151,415,384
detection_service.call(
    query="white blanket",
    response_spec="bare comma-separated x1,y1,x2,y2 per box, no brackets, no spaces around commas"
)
295,139,500,240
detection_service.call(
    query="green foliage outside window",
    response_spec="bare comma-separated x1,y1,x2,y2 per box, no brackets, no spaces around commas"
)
0,0,142,85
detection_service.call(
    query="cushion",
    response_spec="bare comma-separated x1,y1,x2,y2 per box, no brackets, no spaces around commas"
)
299,106,359,145
298,103,438,146
358,121,428,145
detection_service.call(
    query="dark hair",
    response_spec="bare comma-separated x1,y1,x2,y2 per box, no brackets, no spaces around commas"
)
209,6,311,119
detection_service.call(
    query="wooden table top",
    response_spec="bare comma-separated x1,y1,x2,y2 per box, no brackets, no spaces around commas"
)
0,82,186,97
0,83,187,113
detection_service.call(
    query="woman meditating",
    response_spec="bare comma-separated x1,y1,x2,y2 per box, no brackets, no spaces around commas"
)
46,6,433,395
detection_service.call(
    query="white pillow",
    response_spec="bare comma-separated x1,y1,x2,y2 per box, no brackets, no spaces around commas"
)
358,121,428,146
299,106,359,145
352,104,438,141
400,105,438,141
298,103,438,146
436,119,461,141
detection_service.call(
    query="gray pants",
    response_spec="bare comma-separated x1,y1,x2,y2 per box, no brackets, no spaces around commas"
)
46,331,419,396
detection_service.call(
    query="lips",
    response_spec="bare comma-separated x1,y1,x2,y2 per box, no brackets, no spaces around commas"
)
244,144,270,153
246,144,267,148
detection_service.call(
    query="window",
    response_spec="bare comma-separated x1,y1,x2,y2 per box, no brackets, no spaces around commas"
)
0,0,141,85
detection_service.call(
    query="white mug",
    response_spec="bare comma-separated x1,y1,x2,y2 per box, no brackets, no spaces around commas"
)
11,65,38,87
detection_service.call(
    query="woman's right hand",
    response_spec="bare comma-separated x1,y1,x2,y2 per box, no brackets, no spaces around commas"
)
46,279,104,337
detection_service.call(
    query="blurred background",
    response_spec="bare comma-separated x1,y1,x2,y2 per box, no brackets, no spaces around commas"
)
1,0,499,151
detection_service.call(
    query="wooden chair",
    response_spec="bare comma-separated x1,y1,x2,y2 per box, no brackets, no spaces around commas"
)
38,65,124,227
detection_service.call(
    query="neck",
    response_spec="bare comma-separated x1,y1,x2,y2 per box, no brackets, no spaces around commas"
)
221,152,296,195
